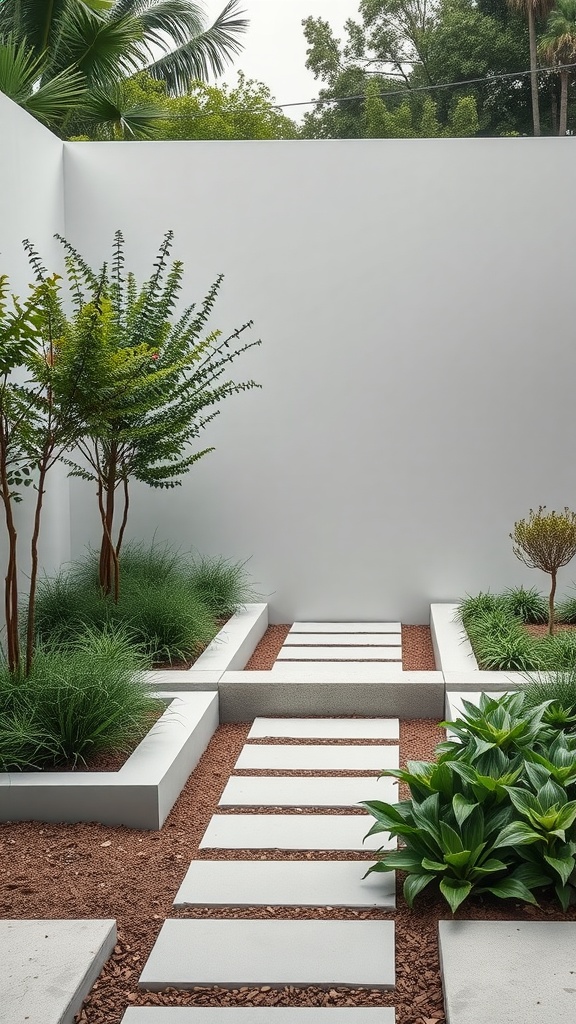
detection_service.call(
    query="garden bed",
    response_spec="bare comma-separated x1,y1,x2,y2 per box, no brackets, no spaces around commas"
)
0,693,219,829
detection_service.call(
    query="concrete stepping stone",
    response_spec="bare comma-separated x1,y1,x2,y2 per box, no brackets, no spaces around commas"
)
0,919,116,1024
290,623,401,633
269,663,404,679
439,920,576,1023
248,717,400,739
199,813,393,850
283,634,401,647
235,744,398,771
219,775,396,807
122,1008,396,1022
139,919,395,990
277,647,401,662
174,859,395,908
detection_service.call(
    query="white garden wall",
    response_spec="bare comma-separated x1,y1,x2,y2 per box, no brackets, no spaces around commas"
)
0,95,71,579
2,94,575,623
62,138,576,622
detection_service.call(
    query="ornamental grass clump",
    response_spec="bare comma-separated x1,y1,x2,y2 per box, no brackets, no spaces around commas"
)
511,507,576,635
0,628,161,770
362,692,576,913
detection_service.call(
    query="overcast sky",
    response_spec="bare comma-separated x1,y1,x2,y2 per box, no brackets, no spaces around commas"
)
203,0,359,116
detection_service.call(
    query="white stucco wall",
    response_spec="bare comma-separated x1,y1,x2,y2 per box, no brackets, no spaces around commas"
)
0,95,71,584
0,133,547,621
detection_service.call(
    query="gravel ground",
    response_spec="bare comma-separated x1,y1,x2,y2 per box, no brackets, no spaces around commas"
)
245,624,436,671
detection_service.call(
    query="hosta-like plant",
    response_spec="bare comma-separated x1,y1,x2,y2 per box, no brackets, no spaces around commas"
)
437,692,552,759
360,791,539,913
523,733,576,789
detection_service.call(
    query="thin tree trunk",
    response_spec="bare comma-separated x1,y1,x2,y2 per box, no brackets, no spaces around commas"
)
549,570,557,636
559,70,568,136
98,444,118,597
25,459,49,675
551,85,558,135
115,475,130,562
0,437,19,673
528,9,541,136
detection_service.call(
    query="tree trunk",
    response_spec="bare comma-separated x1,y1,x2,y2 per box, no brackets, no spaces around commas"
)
549,570,557,636
98,445,120,600
0,441,20,673
25,460,48,675
559,70,568,136
551,85,558,135
528,9,541,137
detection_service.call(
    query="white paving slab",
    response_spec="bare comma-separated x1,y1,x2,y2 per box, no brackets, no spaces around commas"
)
199,813,394,850
439,920,576,1023
235,744,398,771
277,647,401,661
219,775,397,807
139,919,395,990
122,1010,395,1022
291,623,401,633
174,859,395,908
0,919,116,1024
248,717,400,739
283,634,401,647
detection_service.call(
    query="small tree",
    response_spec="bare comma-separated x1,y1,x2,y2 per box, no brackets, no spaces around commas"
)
510,506,576,635
55,230,261,602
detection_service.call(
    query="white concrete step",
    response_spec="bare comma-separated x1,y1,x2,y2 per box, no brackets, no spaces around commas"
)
122,1011,396,1023
174,859,395,908
439,920,576,1023
277,647,401,661
290,623,401,633
138,919,395,990
235,744,398,771
248,717,400,739
0,919,116,1024
283,634,401,647
219,775,396,808
269,663,404,679
199,813,393,851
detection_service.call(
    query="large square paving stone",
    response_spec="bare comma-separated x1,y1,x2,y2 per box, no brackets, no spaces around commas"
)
0,919,116,1024
247,718,399,739
219,775,396,807
199,813,393,850
122,1009,396,1022
234,745,398,771
439,920,576,1023
174,859,395,908
139,919,395,990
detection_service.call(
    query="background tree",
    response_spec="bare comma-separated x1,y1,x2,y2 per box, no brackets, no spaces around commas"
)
539,0,576,134
301,0,552,137
0,0,248,137
507,0,554,135
72,71,300,140
54,231,261,601
511,507,576,635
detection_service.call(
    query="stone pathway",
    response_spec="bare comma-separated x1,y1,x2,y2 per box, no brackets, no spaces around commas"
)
134,717,398,1020
273,624,403,673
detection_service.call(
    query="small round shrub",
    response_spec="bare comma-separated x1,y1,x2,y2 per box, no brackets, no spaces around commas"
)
187,555,255,616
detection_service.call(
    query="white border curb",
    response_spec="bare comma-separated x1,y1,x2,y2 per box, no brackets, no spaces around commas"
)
0,692,219,830
144,603,268,690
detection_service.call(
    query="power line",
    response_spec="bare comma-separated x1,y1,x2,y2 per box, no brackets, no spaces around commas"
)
155,61,576,121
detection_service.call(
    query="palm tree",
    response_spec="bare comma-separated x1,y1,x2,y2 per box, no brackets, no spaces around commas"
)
539,0,576,135
0,0,248,135
507,0,555,135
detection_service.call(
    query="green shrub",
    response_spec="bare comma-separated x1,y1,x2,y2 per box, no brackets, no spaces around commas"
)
458,592,506,628
363,692,576,913
501,586,548,624
556,594,576,624
187,555,255,616
32,542,255,664
465,608,539,671
521,669,576,728
0,628,161,770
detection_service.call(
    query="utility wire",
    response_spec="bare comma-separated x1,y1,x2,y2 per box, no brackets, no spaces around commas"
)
155,60,576,121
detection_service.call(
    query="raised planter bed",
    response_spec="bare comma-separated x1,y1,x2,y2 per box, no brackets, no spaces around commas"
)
0,691,219,830
143,603,268,691
430,602,528,691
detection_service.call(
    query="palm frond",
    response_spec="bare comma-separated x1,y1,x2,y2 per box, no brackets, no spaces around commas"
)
51,2,144,85
0,35,86,126
144,0,248,93
80,82,165,138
